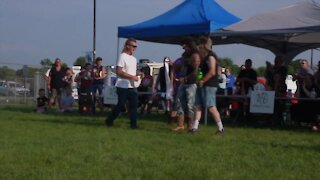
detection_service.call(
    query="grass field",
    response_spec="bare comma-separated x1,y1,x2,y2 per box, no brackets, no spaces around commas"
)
0,105,319,179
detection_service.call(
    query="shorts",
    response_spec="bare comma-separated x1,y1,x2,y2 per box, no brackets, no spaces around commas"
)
204,86,217,108
50,88,62,103
195,87,204,106
178,84,197,117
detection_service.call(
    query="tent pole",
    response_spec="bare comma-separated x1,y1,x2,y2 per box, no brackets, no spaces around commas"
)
310,49,314,68
116,38,120,63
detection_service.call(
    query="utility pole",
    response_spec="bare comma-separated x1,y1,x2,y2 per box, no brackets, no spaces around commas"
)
93,0,96,63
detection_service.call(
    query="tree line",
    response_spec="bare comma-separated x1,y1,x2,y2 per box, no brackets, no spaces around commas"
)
0,56,87,79
0,57,302,80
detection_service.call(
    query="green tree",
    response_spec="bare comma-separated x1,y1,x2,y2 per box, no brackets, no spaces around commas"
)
288,59,301,75
219,57,240,75
16,66,42,78
73,56,86,67
40,58,53,68
256,66,266,77
0,66,16,79
219,57,233,67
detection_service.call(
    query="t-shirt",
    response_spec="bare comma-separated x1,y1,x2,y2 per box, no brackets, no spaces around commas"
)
173,58,184,94
138,75,153,92
218,74,227,89
49,67,66,89
115,53,137,88
37,96,48,107
80,71,93,89
237,68,257,94
226,74,236,88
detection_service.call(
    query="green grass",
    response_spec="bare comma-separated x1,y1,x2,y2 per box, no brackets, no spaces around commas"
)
0,105,319,179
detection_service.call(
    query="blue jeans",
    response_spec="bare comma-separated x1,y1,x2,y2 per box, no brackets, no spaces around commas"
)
92,83,104,112
107,87,138,128
92,84,104,97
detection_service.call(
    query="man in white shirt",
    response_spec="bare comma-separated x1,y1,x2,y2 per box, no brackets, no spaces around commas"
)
105,38,140,129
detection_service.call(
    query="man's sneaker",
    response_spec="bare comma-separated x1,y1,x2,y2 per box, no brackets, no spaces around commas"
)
173,126,185,132
215,128,224,135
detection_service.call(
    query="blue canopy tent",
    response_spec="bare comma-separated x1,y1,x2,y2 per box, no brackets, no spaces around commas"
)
118,0,240,44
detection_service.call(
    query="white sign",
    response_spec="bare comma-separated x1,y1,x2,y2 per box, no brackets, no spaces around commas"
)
103,86,118,105
250,91,275,114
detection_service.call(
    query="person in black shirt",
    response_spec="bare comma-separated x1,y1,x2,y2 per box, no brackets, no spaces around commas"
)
48,58,66,109
138,65,153,115
235,59,257,123
36,88,48,113
265,56,288,97
236,59,257,95
173,37,200,131
265,56,288,126
193,36,224,134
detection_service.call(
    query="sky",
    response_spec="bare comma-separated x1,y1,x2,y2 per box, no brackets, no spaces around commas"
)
0,0,319,69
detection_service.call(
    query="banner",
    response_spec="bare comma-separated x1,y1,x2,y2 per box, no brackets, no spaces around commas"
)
103,86,118,105
250,91,275,114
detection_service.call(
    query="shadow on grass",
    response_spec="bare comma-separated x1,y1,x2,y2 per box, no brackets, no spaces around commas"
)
1,105,169,129
1,105,105,127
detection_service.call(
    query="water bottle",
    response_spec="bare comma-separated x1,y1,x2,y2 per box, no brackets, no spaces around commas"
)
197,68,203,80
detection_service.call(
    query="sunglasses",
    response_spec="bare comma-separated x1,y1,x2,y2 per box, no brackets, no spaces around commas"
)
128,44,137,48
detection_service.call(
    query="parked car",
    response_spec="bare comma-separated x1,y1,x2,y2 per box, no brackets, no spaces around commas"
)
0,80,30,96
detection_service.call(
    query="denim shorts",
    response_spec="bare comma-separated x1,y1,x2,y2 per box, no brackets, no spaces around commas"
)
195,87,204,106
204,86,217,108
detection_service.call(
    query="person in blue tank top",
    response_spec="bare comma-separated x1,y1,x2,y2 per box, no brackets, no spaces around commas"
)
92,57,107,112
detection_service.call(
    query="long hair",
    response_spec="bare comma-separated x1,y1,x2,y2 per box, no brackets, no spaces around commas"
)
197,36,218,61
122,38,137,53
180,37,199,58
197,36,212,59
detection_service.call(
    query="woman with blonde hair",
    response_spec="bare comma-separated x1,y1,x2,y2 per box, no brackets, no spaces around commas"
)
193,36,224,134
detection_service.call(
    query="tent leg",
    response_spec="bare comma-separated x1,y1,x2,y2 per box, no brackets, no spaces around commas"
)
116,38,120,63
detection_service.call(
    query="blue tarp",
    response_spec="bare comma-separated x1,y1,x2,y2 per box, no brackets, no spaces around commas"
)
118,0,240,44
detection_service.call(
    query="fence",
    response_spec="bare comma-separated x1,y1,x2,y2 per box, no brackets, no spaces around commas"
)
0,72,47,105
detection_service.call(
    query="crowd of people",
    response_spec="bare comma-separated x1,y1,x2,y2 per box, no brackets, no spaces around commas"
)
35,37,320,132
36,57,107,114
105,37,225,133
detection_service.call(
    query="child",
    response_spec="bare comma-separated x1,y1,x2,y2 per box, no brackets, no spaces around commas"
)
59,88,74,112
36,88,48,113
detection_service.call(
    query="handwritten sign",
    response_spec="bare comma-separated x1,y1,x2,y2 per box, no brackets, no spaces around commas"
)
250,91,275,114
103,86,118,105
